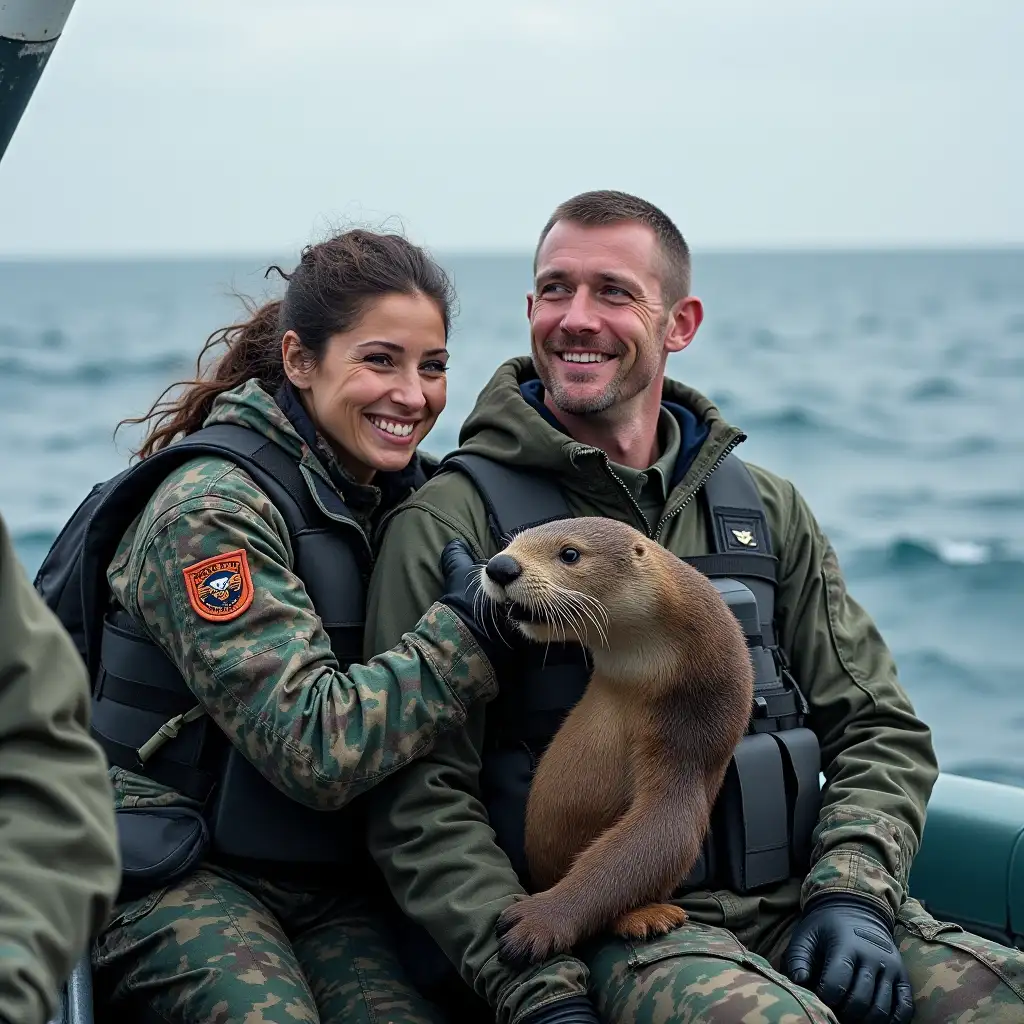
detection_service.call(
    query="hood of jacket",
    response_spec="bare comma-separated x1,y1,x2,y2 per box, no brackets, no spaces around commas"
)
450,355,746,512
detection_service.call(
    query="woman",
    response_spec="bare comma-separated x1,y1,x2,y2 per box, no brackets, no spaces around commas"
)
90,229,496,1024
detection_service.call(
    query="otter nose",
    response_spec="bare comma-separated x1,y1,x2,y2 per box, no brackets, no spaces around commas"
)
486,554,523,587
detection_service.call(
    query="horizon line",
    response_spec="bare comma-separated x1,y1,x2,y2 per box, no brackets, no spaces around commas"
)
1,241,1023,263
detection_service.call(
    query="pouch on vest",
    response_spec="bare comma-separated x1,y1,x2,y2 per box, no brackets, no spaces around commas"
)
707,577,821,890
116,805,209,903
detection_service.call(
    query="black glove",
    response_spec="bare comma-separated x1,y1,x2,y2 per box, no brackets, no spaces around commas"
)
521,996,601,1024
782,895,914,1024
437,539,505,660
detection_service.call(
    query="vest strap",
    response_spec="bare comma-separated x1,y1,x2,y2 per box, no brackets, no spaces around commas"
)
442,453,569,540
97,622,197,717
94,731,217,804
182,424,321,527
97,673,195,719
324,624,364,658
137,705,208,764
681,552,778,584
701,454,774,557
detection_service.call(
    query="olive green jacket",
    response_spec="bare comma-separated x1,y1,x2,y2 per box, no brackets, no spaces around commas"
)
0,512,120,1024
363,356,938,1023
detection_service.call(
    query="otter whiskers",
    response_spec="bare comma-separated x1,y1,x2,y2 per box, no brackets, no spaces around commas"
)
546,583,609,649
469,564,515,649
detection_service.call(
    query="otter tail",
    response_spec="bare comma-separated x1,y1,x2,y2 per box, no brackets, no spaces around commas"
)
495,773,710,966
559,772,709,935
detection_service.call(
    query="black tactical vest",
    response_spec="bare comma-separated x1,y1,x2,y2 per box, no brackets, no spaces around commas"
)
440,451,823,896
84,424,379,865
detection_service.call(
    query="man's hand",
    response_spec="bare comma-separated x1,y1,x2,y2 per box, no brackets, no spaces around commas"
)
782,895,914,1023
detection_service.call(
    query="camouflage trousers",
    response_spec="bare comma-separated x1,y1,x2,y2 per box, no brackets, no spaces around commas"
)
92,862,450,1024
585,886,1024,1023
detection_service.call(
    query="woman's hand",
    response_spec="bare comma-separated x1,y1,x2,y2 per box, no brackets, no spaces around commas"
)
437,539,507,663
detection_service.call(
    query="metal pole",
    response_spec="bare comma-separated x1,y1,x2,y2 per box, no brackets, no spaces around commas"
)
0,0,78,164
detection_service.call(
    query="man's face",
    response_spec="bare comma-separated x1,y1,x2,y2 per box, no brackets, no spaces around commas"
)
527,220,676,417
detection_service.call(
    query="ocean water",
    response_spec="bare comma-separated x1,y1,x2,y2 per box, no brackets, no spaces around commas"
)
1,251,1022,787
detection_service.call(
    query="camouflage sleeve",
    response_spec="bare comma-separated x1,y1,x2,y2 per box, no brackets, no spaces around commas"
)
119,468,496,812
363,498,591,1023
0,512,120,1024
764,472,939,924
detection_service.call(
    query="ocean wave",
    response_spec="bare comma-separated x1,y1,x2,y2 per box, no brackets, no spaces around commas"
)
889,537,1018,567
845,536,1024,589
980,355,1024,377
904,376,965,402
12,528,59,550
934,435,1001,456
893,648,984,688
960,492,1024,512
741,407,823,432
915,538,991,566
853,313,885,335
0,352,192,385
739,407,890,451
750,327,782,349
706,389,738,413
38,427,120,453
12,528,60,577
0,326,68,350
853,487,938,516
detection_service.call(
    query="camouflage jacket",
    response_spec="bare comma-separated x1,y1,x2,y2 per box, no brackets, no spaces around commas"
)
106,379,495,814
0,511,120,1024
363,356,939,1023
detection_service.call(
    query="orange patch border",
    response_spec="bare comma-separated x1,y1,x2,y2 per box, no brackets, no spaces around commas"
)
181,548,254,623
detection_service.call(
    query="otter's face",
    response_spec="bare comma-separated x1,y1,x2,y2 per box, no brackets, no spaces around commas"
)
480,518,649,648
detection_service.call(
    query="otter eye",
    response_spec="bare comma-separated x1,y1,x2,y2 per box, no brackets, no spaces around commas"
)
558,547,581,564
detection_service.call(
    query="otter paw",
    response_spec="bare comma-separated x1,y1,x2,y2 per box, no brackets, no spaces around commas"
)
612,903,688,940
495,895,578,968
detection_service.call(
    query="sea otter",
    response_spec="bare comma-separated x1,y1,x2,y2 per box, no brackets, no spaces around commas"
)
479,516,755,967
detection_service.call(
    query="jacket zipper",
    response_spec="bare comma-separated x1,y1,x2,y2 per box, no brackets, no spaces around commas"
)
576,431,746,543
653,433,746,543
300,462,374,564
575,447,652,537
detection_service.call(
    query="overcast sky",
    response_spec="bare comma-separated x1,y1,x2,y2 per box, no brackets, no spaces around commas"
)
1,0,1021,256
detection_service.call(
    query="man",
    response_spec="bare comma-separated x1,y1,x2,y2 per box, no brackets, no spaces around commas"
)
362,191,1024,1023
0,510,121,1024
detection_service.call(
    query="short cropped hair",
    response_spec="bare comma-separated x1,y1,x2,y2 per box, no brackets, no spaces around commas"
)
534,190,691,304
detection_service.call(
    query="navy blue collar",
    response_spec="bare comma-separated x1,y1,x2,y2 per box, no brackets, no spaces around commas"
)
519,378,709,488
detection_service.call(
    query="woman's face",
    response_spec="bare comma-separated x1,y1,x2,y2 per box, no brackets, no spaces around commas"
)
282,292,448,483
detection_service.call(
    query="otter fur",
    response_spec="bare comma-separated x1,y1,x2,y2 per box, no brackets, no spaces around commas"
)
479,516,755,967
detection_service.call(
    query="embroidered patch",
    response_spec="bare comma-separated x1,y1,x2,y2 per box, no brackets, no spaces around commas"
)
182,549,254,623
715,508,768,553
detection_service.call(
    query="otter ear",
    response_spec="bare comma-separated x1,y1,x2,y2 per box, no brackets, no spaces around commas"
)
634,542,646,558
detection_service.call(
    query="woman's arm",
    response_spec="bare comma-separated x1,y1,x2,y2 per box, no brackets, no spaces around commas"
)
111,466,497,811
